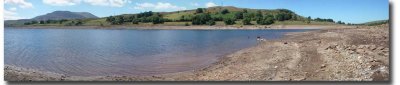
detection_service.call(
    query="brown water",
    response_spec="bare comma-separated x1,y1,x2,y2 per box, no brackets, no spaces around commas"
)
5,28,313,76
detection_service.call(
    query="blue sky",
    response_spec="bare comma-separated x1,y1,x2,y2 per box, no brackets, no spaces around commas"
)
4,0,389,23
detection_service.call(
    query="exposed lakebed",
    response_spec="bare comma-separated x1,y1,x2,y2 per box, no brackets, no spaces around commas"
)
5,28,314,76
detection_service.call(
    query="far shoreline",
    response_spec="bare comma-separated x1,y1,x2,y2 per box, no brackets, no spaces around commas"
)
4,24,357,30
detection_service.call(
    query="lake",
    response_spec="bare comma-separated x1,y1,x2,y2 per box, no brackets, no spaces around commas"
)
5,28,313,76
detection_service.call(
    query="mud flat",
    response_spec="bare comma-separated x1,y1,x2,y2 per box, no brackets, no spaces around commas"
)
5,24,389,81
180,24,389,81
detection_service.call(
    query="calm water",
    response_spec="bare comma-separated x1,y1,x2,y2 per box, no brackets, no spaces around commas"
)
5,28,313,76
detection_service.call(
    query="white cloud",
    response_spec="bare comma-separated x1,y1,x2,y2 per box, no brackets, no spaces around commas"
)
133,3,152,9
84,0,129,7
4,9,23,20
190,2,199,6
134,2,186,11
42,0,81,6
205,2,218,8
43,0,129,7
4,0,33,8
9,7,18,11
84,0,109,6
109,0,126,7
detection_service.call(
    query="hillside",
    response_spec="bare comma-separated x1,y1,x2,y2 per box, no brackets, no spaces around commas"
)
6,6,341,27
32,11,98,20
5,11,98,26
163,6,299,20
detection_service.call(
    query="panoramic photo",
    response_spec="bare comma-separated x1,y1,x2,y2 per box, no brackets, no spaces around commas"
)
4,0,389,81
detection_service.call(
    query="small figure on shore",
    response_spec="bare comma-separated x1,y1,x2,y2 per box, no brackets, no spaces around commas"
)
257,36,266,41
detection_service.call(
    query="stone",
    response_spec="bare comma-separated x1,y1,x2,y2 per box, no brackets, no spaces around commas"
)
284,42,288,44
321,64,327,68
317,40,322,44
377,46,385,50
356,49,365,54
369,45,377,50
357,45,363,49
351,45,357,49
382,48,389,51
326,45,336,50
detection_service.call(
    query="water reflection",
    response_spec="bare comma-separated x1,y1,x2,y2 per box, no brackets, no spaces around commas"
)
5,28,313,76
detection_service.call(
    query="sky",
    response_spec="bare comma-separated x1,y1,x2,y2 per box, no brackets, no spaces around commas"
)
4,0,389,23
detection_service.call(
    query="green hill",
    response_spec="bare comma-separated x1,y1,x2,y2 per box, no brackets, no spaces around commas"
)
5,11,98,27
32,11,98,20
6,6,340,27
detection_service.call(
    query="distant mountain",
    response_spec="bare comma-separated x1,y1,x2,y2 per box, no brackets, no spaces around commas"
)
32,11,98,20
5,11,98,26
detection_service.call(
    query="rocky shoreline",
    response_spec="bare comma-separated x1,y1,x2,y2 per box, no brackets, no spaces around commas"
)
5,24,389,81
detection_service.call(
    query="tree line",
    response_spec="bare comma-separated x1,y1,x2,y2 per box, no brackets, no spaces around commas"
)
106,11,169,25
306,16,347,24
188,8,298,25
23,8,347,26
23,19,83,26
103,8,299,26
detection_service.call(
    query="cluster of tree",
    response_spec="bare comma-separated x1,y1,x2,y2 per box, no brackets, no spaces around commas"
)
179,15,193,21
234,12,244,19
224,18,236,25
24,21,38,25
106,11,169,25
192,9,239,25
306,16,312,24
314,18,334,22
242,17,252,25
179,8,301,25
274,9,295,21
24,19,70,25
196,8,204,13
256,15,275,25
106,16,124,25
26,19,83,26
243,9,296,25
347,23,358,25
241,10,262,21
336,21,346,24
137,11,155,18
241,10,275,25
221,9,230,14
104,8,343,26
65,20,83,26
191,13,215,26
